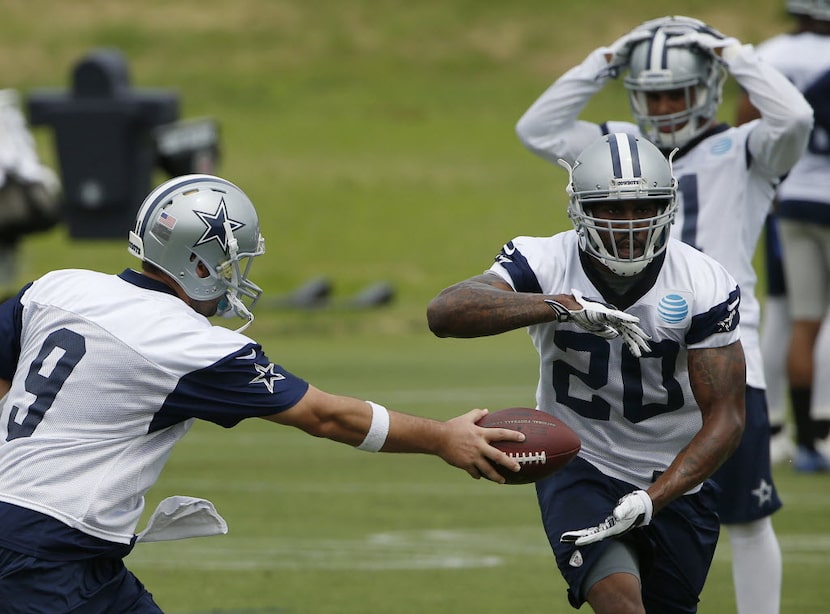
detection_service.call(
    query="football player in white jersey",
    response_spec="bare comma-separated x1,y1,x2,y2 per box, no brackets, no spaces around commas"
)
0,174,527,612
513,16,814,614
737,0,830,472
428,133,745,613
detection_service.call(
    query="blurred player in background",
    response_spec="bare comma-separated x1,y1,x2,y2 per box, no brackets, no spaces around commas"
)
737,0,830,472
428,133,746,613
0,174,526,613
514,15,813,614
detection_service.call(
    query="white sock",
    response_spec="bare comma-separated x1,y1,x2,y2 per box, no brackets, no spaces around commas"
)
725,518,781,614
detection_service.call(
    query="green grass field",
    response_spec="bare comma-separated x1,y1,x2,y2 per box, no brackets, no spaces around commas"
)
4,1,829,612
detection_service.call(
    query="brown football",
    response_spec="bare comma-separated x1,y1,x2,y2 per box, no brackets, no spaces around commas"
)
478,407,581,484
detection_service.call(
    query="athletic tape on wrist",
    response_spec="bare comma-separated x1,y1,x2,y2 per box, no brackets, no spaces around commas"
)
357,401,390,452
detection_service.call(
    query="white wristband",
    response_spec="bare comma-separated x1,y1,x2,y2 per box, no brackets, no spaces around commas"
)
357,401,390,452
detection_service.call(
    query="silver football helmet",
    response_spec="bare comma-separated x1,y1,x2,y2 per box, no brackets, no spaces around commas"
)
560,133,678,277
624,19,726,150
128,174,266,331
788,0,830,20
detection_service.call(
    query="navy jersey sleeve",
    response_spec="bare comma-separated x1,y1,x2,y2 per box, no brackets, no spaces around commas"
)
149,343,310,431
494,241,544,294
686,286,741,346
0,284,31,380
804,68,830,131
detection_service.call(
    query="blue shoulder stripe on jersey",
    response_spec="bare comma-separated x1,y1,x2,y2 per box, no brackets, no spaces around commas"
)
148,343,309,431
686,286,741,345
0,284,30,380
136,176,238,236
495,242,543,294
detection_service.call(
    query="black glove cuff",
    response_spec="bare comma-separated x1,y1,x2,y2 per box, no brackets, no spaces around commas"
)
544,299,571,323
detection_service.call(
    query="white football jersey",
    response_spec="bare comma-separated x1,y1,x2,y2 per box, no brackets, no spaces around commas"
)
0,269,309,547
513,43,815,390
489,232,741,490
755,32,830,211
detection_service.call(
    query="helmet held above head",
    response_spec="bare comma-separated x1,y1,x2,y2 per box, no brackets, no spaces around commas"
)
624,19,726,150
560,133,678,277
128,174,266,330
788,0,830,21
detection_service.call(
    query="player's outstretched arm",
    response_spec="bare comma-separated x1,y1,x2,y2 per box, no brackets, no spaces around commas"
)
427,273,563,338
263,385,525,484
647,341,746,512
428,274,649,357
560,340,746,545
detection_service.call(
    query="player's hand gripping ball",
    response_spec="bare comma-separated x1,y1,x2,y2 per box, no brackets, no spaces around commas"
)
478,407,581,484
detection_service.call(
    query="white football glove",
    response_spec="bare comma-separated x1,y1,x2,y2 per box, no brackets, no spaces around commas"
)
665,28,742,64
560,490,653,546
603,27,654,77
546,289,652,357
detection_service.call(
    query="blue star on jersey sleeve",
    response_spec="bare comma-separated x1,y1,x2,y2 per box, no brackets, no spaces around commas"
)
148,343,309,431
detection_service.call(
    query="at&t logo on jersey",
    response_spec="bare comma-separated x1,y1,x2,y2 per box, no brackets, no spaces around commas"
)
710,137,733,156
657,293,690,326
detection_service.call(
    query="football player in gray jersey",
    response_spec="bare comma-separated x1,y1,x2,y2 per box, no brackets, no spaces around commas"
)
0,174,525,613
514,15,814,614
428,133,745,613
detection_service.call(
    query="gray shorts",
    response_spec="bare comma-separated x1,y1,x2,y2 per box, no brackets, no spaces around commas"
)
779,218,830,320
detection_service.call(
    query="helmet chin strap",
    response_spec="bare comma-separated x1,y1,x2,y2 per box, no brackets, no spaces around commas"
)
219,219,255,333
226,292,254,333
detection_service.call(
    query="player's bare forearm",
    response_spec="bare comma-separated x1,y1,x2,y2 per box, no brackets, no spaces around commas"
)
264,386,524,482
647,342,746,512
427,273,563,338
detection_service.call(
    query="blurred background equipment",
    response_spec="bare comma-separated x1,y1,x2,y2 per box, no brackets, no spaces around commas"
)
27,48,220,240
154,117,220,177
0,89,61,294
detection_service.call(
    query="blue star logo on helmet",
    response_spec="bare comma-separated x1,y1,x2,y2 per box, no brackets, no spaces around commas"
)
194,197,245,250
658,294,689,324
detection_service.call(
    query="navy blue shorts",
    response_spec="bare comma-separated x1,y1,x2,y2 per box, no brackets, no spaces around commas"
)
711,386,782,524
764,214,787,297
536,457,720,612
0,546,162,613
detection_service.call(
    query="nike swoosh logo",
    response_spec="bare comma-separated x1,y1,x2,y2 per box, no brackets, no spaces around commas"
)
727,297,739,311
503,244,516,255
236,349,257,360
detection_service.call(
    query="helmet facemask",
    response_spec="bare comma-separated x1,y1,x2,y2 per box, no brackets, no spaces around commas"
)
212,219,265,332
560,133,678,277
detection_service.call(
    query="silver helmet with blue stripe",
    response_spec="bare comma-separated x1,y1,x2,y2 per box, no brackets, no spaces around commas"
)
128,174,266,328
624,17,726,150
788,0,830,20
560,133,678,277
